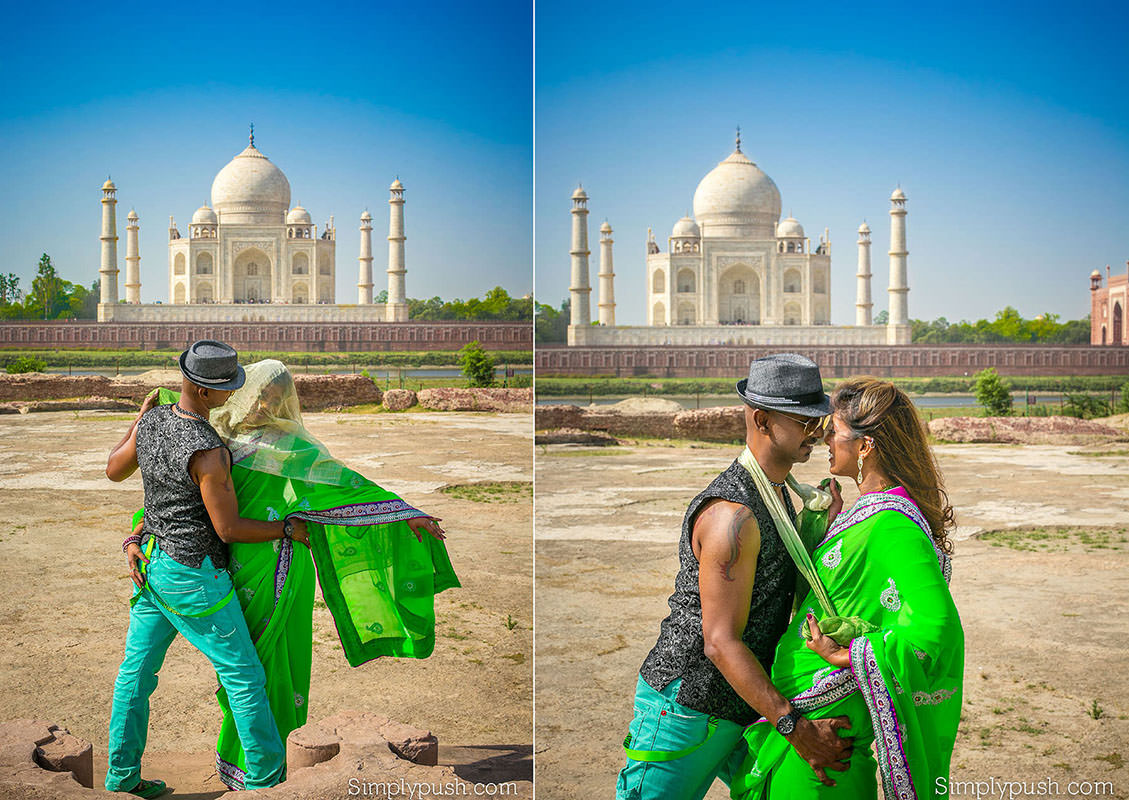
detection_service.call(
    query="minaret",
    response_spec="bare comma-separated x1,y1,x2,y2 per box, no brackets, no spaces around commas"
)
855,222,872,326
358,210,373,304
598,221,616,326
887,187,909,344
386,178,408,322
98,179,119,317
569,185,591,328
125,210,141,304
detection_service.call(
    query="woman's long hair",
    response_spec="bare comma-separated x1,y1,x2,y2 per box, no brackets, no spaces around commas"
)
832,377,955,554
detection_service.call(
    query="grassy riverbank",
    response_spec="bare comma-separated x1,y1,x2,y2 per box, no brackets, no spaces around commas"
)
533,375,1128,396
0,348,532,370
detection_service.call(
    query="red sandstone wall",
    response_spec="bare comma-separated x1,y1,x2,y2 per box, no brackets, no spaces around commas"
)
0,321,531,352
536,344,1129,378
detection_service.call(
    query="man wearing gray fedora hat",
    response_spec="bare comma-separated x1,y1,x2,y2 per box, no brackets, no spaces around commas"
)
104,340,309,797
617,354,854,800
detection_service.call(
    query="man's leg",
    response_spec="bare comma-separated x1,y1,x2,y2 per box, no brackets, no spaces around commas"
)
154,555,286,790
105,591,178,792
616,676,745,800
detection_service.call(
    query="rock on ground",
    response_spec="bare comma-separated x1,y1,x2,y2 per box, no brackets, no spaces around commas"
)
382,389,417,411
928,415,1126,444
417,388,532,413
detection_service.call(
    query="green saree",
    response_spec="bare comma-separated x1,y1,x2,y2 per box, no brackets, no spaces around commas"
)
730,490,963,800
146,371,459,790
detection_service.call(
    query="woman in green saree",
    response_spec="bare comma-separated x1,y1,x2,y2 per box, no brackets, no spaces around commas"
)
731,377,963,800
128,360,458,790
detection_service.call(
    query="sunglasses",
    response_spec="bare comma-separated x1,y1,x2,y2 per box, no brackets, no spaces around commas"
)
774,411,829,437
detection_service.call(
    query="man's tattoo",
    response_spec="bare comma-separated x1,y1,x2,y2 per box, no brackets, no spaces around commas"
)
719,506,753,581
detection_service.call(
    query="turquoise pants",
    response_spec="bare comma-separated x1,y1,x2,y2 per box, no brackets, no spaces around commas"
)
105,541,286,791
616,675,748,800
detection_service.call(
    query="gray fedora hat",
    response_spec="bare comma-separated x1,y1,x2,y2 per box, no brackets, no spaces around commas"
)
736,353,831,417
179,340,246,391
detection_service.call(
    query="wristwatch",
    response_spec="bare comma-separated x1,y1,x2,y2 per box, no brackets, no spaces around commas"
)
775,707,802,736
283,518,294,540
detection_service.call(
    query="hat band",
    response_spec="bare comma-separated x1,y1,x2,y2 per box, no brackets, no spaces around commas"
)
185,369,237,385
742,388,826,407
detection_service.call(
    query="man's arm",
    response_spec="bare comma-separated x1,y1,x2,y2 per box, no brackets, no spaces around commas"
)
695,499,852,786
193,448,308,546
106,391,159,481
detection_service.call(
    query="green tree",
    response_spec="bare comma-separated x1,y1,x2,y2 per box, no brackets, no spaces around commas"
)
874,310,889,325
974,368,1013,417
375,289,388,303
535,298,570,343
0,273,21,305
459,340,495,387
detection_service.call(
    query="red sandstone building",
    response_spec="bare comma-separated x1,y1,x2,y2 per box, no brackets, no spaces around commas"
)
1091,263,1127,346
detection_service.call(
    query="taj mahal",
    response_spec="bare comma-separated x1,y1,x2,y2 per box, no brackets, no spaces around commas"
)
97,129,409,323
566,133,912,346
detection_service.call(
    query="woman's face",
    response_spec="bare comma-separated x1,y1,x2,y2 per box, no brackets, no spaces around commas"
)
244,380,287,426
824,412,862,478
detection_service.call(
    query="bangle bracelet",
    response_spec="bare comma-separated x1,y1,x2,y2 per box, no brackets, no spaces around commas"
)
122,534,142,553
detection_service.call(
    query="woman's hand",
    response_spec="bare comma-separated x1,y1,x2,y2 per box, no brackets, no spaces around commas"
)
805,613,850,668
825,478,843,528
126,519,149,589
407,516,446,542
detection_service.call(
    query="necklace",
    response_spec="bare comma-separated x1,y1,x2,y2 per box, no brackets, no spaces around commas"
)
173,403,209,424
767,477,787,489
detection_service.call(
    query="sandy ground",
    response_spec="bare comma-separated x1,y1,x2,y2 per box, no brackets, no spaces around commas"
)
535,438,1129,799
0,410,532,797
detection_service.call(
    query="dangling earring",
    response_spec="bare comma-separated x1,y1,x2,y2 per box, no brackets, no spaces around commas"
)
856,453,864,485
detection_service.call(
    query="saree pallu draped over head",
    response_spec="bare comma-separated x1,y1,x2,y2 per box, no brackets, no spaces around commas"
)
731,490,963,800
144,366,459,789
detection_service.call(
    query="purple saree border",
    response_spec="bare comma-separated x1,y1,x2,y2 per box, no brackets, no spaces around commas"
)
291,498,422,526
851,636,916,800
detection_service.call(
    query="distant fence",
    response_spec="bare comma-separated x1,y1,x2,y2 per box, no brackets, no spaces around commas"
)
536,344,1129,378
0,321,532,352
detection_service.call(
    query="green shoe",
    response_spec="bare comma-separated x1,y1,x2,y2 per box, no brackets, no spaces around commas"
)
126,778,167,799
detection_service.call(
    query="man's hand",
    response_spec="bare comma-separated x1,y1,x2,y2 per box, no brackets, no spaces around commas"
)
407,515,445,542
784,716,853,787
287,518,310,548
125,519,149,589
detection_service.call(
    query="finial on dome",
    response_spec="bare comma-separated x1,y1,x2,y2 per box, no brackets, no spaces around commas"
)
249,123,255,147
735,126,742,153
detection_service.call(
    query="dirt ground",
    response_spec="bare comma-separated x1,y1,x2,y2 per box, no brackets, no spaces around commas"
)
0,410,532,797
535,438,1129,799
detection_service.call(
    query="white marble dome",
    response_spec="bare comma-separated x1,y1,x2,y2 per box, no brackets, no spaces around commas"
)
671,216,700,238
692,148,781,238
776,215,804,238
211,142,291,224
286,205,312,225
192,204,218,225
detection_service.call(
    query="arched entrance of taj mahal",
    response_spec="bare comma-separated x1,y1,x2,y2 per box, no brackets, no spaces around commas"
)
234,248,272,302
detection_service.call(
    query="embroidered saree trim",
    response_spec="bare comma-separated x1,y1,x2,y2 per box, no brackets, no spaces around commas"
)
215,752,246,790
851,636,916,800
821,491,952,584
288,498,423,527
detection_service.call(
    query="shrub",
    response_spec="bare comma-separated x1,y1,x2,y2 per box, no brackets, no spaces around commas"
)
459,340,495,388
974,368,1013,417
509,374,532,388
1061,393,1111,420
1117,381,1129,415
5,355,47,374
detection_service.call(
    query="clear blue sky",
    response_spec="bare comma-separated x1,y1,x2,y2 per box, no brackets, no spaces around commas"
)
535,0,1129,326
0,2,532,304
